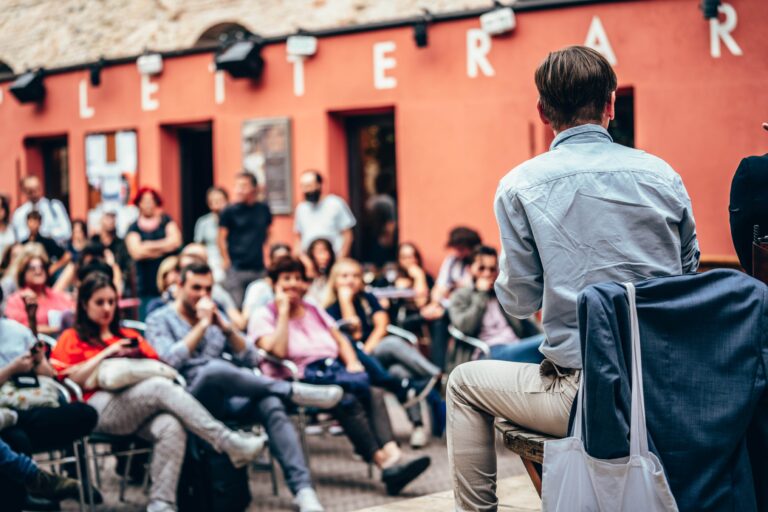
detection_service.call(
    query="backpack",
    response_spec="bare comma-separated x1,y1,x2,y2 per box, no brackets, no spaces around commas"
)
177,435,250,512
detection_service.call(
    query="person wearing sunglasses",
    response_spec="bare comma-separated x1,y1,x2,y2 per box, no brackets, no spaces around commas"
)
448,246,545,363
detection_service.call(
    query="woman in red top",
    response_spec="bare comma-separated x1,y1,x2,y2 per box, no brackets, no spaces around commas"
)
4,252,74,335
51,273,266,512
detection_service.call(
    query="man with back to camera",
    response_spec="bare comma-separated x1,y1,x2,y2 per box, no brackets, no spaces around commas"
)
446,46,699,511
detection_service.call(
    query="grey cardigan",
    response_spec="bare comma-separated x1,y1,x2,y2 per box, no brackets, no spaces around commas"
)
448,286,542,340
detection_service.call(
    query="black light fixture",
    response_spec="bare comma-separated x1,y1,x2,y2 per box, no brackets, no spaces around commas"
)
215,32,264,80
701,0,721,18
413,10,432,48
10,69,46,104
89,58,104,87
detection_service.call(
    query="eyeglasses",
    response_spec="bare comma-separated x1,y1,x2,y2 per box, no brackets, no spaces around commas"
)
477,265,498,273
26,263,45,272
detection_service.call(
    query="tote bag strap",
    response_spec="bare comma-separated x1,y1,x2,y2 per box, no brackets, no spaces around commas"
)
624,281,650,458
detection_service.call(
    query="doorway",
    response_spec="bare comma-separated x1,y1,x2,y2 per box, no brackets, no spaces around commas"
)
345,114,398,266
178,124,214,243
24,136,70,211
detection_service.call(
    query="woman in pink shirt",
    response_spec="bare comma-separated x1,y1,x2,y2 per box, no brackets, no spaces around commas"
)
249,256,431,496
4,252,73,335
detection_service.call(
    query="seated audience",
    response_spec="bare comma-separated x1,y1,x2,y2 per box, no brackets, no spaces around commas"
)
421,227,482,369
91,211,134,295
0,285,99,508
54,241,124,296
448,246,544,363
66,220,88,265
241,243,292,325
1,243,24,298
50,273,268,512
325,258,440,448
5,253,74,335
144,255,180,317
305,238,335,305
0,429,82,512
21,211,70,279
249,257,431,495
0,195,16,259
146,261,340,512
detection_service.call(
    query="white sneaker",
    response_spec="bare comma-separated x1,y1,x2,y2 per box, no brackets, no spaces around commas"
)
0,408,18,432
146,499,177,512
409,425,428,449
293,487,324,512
220,431,268,468
291,383,344,409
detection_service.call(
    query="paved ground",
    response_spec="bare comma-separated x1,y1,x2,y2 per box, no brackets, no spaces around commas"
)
60,397,530,511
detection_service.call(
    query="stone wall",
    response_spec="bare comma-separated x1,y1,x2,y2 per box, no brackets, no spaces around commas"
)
0,0,492,73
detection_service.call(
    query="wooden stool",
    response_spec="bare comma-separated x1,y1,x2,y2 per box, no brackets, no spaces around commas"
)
495,420,556,497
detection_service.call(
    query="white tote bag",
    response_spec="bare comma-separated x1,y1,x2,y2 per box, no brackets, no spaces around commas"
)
541,282,678,512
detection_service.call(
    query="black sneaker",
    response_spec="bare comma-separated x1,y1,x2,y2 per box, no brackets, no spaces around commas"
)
26,469,81,501
381,455,431,495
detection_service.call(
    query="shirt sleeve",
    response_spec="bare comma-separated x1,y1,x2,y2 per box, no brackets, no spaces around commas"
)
49,200,72,241
144,312,190,369
435,257,453,288
193,217,205,243
49,329,87,371
218,207,232,231
293,204,304,234
333,196,357,230
672,175,700,274
493,184,544,318
325,302,342,321
4,293,29,327
246,306,276,345
365,293,383,314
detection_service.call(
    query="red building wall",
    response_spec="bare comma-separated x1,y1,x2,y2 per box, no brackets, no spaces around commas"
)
0,0,766,272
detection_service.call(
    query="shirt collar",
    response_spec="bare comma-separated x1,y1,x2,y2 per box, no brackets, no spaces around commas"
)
550,124,613,150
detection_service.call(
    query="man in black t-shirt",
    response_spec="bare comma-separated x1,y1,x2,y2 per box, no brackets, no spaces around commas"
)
22,210,70,278
218,172,272,307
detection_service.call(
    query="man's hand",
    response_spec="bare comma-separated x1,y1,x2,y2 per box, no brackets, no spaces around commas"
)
195,297,216,327
475,277,494,292
9,354,35,375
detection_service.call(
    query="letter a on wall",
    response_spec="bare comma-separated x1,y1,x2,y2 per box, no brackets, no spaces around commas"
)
585,16,617,66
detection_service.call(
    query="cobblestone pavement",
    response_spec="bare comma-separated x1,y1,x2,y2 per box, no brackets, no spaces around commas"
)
61,397,526,511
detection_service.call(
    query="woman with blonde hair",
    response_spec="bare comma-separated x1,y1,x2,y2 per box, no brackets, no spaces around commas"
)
325,258,440,448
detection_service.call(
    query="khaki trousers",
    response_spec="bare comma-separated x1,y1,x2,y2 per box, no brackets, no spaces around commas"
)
447,360,580,512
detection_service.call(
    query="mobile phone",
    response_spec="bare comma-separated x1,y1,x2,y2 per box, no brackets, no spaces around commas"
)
127,337,140,348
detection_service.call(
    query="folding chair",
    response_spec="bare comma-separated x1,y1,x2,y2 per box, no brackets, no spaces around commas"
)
446,324,490,374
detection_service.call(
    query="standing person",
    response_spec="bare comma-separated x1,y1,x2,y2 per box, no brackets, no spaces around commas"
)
125,187,182,319
194,187,229,284
11,176,72,246
91,211,133,295
51,273,267,512
146,261,341,512
294,170,356,258
218,172,272,308
448,246,544,363
447,46,699,511
21,211,70,277
0,195,16,259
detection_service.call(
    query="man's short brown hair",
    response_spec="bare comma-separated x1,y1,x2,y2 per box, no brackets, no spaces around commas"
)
534,46,617,131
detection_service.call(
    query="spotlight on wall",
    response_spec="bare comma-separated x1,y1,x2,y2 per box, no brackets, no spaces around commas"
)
136,52,163,76
287,33,318,58
413,10,432,48
10,69,46,104
215,38,264,79
480,2,516,36
89,58,104,87
700,0,721,18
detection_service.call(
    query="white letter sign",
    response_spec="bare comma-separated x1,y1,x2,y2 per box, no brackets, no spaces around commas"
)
710,3,743,58
585,16,617,65
467,29,495,78
373,41,397,90
79,79,94,119
288,55,306,97
141,74,159,111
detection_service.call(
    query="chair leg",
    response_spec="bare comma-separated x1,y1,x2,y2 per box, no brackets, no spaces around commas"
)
80,438,96,512
90,442,102,489
119,443,135,502
297,407,311,471
143,449,153,496
268,450,279,497
521,457,542,497
71,440,86,512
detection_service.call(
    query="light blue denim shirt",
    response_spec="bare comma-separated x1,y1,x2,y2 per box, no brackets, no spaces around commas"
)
494,124,700,369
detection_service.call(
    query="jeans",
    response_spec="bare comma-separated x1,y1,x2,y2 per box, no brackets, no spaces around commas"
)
187,359,313,495
486,334,546,364
447,360,579,511
0,402,98,510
